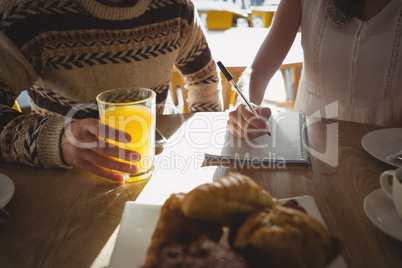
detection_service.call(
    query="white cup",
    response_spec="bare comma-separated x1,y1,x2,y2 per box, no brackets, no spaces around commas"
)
380,167,402,219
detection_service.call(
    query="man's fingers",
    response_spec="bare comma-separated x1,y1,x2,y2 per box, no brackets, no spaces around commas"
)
83,118,131,143
79,160,126,182
99,124,131,143
97,139,141,162
61,118,145,182
81,150,139,176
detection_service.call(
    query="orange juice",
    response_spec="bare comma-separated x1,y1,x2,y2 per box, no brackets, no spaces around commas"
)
100,105,155,181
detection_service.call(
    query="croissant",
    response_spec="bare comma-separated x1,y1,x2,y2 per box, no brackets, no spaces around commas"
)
181,172,277,226
144,193,223,268
144,172,342,268
233,205,342,268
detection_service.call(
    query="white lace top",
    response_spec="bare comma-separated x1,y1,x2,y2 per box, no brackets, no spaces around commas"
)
294,0,402,126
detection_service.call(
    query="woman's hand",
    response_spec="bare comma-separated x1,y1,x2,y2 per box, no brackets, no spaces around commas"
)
61,118,140,182
228,103,272,140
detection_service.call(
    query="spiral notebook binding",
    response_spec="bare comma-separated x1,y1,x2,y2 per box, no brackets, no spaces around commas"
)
299,113,309,162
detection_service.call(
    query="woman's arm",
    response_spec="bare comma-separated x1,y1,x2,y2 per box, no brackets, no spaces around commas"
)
228,0,302,140
249,0,302,104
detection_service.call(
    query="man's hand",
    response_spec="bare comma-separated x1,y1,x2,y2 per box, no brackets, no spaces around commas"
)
61,118,140,182
228,103,271,140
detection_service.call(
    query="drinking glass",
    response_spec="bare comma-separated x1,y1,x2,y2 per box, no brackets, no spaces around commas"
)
97,87,156,182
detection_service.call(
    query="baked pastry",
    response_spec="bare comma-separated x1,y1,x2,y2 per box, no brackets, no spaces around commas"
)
144,193,223,267
181,172,277,226
144,172,342,268
233,205,342,268
281,199,307,213
148,235,250,268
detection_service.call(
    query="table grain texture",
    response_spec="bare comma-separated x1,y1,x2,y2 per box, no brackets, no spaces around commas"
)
0,112,401,268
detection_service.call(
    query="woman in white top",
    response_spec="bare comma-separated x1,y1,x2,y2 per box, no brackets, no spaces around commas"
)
228,0,402,139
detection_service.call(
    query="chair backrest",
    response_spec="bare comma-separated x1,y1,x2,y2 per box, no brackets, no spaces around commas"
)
220,66,246,111
170,67,235,113
279,62,303,108
250,8,275,28
13,101,22,112
199,10,253,30
264,62,303,111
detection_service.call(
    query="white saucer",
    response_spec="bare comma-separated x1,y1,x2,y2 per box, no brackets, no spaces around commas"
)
361,128,402,167
0,173,14,208
363,189,402,241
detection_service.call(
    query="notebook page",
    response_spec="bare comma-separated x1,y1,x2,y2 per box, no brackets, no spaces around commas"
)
205,112,308,164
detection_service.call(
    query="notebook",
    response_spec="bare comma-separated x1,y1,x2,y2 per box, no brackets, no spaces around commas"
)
204,112,309,165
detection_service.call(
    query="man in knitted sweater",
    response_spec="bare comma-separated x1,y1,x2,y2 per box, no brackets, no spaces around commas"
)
0,0,223,181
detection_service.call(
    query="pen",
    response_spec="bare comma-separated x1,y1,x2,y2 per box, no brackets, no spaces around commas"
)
217,61,271,137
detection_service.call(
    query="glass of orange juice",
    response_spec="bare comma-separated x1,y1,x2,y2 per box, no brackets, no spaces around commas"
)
96,87,156,182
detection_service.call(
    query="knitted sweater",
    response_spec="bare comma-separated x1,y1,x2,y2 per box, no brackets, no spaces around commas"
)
0,0,222,169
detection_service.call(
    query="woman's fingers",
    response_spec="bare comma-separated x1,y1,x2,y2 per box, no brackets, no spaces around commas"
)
228,104,271,139
257,106,272,120
247,106,272,139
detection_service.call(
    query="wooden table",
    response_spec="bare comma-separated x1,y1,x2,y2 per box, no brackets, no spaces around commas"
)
1,112,401,268
172,28,303,111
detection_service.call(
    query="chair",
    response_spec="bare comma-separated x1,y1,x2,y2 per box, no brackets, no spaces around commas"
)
170,67,235,113
249,6,276,28
264,62,303,110
13,101,22,112
198,10,254,30
170,68,188,113
222,62,303,111
12,91,31,113
220,66,246,111
170,62,302,113
169,10,254,112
